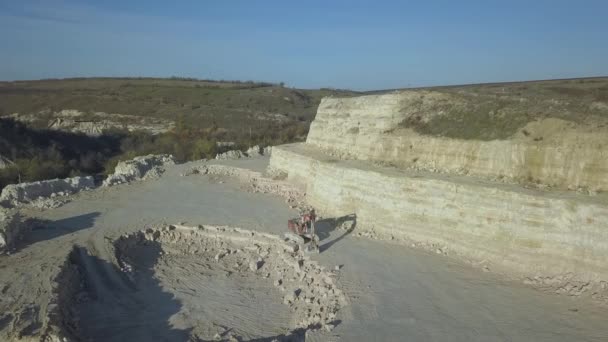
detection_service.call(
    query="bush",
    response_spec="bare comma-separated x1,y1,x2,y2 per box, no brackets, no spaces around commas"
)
191,138,216,160
18,156,68,181
0,166,20,189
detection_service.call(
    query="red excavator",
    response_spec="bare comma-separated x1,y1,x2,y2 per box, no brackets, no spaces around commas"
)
287,209,319,253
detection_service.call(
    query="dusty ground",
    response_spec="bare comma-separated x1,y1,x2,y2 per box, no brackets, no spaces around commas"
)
1,157,608,341
66,225,345,341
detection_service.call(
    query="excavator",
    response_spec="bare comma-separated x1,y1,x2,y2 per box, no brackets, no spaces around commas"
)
286,209,319,253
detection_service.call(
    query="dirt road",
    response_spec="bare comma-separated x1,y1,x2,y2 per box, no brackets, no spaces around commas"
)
1,158,607,341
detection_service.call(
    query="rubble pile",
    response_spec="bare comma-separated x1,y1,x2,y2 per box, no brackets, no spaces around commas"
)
113,225,346,338
215,145,272,160
103,154,175,186
0,176,94,207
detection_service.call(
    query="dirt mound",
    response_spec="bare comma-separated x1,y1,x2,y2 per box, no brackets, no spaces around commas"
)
215,145,272,160
103,154,175,186
0,176,94,208
215,149,247,160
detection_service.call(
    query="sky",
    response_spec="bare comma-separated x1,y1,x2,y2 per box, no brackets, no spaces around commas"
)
0,0,607,90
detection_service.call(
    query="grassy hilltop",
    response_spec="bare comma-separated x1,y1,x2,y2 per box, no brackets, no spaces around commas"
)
385,77,608,140
0,77,357,188
0,77,357,138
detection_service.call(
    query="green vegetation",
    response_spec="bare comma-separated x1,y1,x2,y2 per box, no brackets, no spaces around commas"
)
0,118,121,188
0,77,357,132
0,77,356,190
0,117,311,190
400,77,608,140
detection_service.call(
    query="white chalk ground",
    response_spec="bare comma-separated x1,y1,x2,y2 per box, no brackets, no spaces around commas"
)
1,157,608,341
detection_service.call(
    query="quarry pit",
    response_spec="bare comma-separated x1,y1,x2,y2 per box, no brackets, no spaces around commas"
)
2,89,608,341
50,225,345,341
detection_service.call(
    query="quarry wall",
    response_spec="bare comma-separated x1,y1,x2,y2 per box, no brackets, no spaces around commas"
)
307,93,608,192
3,109,174,136
271,90,608,298
270,144,608,297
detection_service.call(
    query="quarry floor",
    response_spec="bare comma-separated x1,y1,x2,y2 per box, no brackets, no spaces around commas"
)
1,157,608,341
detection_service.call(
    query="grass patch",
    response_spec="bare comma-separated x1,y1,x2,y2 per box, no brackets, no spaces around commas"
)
401,77,608,140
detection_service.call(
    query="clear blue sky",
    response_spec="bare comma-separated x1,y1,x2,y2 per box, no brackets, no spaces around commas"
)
1,0,607,90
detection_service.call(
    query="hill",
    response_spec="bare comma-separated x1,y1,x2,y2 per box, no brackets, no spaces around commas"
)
0,77,357,189
0,77,358,142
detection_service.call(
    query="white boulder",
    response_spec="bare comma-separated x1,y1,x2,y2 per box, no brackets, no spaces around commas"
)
215,150,246,160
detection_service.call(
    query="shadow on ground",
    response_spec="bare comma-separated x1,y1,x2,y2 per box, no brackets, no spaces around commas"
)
69,235,315,342
17,212,100,252
68,244,191,341
316,214,357,253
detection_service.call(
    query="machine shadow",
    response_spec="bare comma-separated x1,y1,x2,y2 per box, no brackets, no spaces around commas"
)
316,214,357,253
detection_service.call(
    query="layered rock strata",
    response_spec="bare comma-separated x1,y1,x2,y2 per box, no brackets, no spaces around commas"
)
270,143,608,298
307,93,608,192
270,90,608,299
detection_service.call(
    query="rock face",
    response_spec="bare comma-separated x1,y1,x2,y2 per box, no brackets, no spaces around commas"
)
216,141,236,148
307,93,608,192
0,176,95,207
215,145,272,160
103,154,175,186
246,145,262,157
215,150,246,160
270,92,608,300
0,155,12,169
3,109,174,136
272,144,608,285
0,209,21,253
